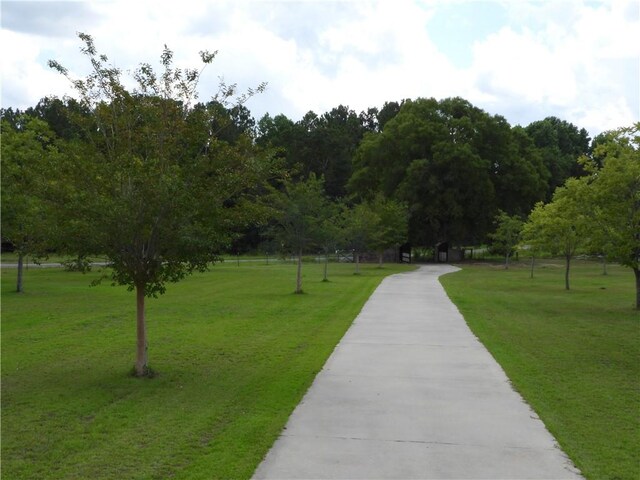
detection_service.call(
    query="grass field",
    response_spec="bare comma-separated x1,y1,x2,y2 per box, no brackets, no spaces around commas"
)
441,260,639,480
1,261,413,479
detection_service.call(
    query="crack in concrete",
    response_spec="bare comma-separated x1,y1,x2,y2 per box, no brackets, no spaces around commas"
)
279,433,559,451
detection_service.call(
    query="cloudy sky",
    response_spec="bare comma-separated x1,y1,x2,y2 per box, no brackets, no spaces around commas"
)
1,0,638,137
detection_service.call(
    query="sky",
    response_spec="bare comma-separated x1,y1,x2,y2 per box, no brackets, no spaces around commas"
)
1,0,639,138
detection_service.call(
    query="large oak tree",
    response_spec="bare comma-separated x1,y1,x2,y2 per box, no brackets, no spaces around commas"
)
349,97,547,247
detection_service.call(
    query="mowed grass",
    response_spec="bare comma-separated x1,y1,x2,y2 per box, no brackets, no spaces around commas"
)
1,261,414,480
440,260,639,480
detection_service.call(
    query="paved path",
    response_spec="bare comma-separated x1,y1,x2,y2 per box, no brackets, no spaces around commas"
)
253,265,582,479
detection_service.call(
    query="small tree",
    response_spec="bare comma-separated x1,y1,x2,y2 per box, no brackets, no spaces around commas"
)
48,33,272,376
522,177,591,290
519,226,542,279
489,211,523,269
585,124,640,308
1,116,58,292
341,202,380,274
317,202,342,282
269,174,329,293
367,194,408,267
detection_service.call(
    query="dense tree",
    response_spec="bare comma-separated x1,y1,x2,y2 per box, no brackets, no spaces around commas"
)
483,123,548,216
358,107,379,132
194,101,256,145
349,97,553,247
1,116,59,292
350,98,492,245
349,97,444,201
257,105,364,198
47,33,274,376
0,107,25,129
377,100,404,131
525,116,590,199
316,106,364,197
25,96,90,141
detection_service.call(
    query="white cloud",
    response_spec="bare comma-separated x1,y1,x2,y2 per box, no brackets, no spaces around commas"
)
289,0,463,115
1,0,637,136
0,29,74,109
465,0,639,134
575,95,636,134
469,27,579,106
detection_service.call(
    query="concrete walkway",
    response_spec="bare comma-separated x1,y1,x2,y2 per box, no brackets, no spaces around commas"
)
253,265,582,479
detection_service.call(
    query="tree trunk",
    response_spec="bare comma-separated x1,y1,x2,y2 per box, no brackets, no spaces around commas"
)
16,252,24,293
602,255,608,276
135,283,148,376
323,253,329,282
530,254,535,279
565,255,571,291
504,252,510,270
355,252,360,275
295,250,303,293
634,268,640,310
378,252,383,268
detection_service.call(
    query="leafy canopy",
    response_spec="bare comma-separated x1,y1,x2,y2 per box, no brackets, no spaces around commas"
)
48,33,274,296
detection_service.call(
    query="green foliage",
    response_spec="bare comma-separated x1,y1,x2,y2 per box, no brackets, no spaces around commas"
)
525,116,591,199
267,174,334,291
45,34,276,295
45,33,275,375
268,175,330,255
258,105,364,198
46,33,274,297
1,262,414,479
348,97,548,246
441,262,639,480
497,126,550,215
337,195,408,271
585,124,640,272
488,211,523,268
0,116,61,291
340,202,379,254
366,194,408,262
583,124,640,308
523,123,639,304
521,177,591,289
1,117,55,252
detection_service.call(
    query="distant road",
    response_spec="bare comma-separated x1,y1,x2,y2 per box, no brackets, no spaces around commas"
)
0,262,111,269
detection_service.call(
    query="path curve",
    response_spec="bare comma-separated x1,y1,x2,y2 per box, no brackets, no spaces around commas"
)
253,265,582,479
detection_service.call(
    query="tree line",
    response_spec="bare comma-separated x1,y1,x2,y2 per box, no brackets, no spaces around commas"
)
4,98,604,250
2,34,637,375
4,82,599,251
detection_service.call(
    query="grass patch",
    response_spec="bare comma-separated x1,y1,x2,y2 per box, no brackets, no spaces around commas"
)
440,260,639,480
1,262,414,479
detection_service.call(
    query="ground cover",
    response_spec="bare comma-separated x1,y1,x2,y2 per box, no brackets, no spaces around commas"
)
440,260,639,480
1,261,413,479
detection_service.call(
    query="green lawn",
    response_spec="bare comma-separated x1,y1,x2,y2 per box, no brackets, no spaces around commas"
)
441,260,640,480
1,261,413,480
